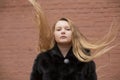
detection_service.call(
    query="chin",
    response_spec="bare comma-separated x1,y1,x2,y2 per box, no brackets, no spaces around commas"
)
58,41,71,44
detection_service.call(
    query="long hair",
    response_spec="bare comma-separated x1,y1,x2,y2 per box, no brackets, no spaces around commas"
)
28,0,119,62
28,0,53,52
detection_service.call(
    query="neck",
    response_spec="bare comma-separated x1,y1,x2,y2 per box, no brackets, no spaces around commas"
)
57,43,72,57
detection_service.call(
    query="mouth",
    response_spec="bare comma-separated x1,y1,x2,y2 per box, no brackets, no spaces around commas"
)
60,36,67,39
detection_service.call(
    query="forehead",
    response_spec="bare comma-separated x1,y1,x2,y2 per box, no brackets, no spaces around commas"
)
55,20,70,27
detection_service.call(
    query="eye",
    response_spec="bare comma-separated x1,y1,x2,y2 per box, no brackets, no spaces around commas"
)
56,28,61,31
66,28,71,31
66,28,71,30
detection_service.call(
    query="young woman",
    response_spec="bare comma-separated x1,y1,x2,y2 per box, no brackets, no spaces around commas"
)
28,0,119,80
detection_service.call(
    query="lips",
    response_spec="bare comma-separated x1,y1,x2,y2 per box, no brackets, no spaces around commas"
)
60,36,67,39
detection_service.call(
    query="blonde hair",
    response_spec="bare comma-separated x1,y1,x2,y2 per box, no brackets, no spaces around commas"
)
28,0,119,62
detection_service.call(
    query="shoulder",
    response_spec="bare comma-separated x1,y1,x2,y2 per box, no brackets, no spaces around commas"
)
86,60,96,71
33,50,55,70
33,50,51,64
87,61,96,66
35,50,51,61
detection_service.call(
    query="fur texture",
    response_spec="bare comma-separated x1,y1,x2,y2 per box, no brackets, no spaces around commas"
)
30,44,97,80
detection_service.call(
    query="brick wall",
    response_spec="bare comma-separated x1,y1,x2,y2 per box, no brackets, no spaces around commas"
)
0,0,120,80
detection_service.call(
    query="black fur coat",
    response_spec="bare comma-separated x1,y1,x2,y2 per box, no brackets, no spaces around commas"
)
30,44,97,80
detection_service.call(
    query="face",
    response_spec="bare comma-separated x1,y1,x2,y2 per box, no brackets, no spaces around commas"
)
54,20,72,44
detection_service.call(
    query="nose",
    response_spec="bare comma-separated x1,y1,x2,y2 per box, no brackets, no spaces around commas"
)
61,29,65,34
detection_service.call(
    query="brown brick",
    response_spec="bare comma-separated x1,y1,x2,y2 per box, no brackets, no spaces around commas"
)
0,0,120,80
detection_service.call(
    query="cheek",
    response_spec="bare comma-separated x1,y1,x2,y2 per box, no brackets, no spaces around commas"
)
68,32,72,38
68,32,72,41
54,32,59,40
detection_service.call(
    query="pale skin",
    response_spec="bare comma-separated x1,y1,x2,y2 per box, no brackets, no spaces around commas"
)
54,20,72,57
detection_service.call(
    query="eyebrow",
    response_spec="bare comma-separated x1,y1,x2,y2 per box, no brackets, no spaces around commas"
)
55,27,61,29
56,26,70,28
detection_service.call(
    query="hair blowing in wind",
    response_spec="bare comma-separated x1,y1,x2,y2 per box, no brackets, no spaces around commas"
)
28,0,120,62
